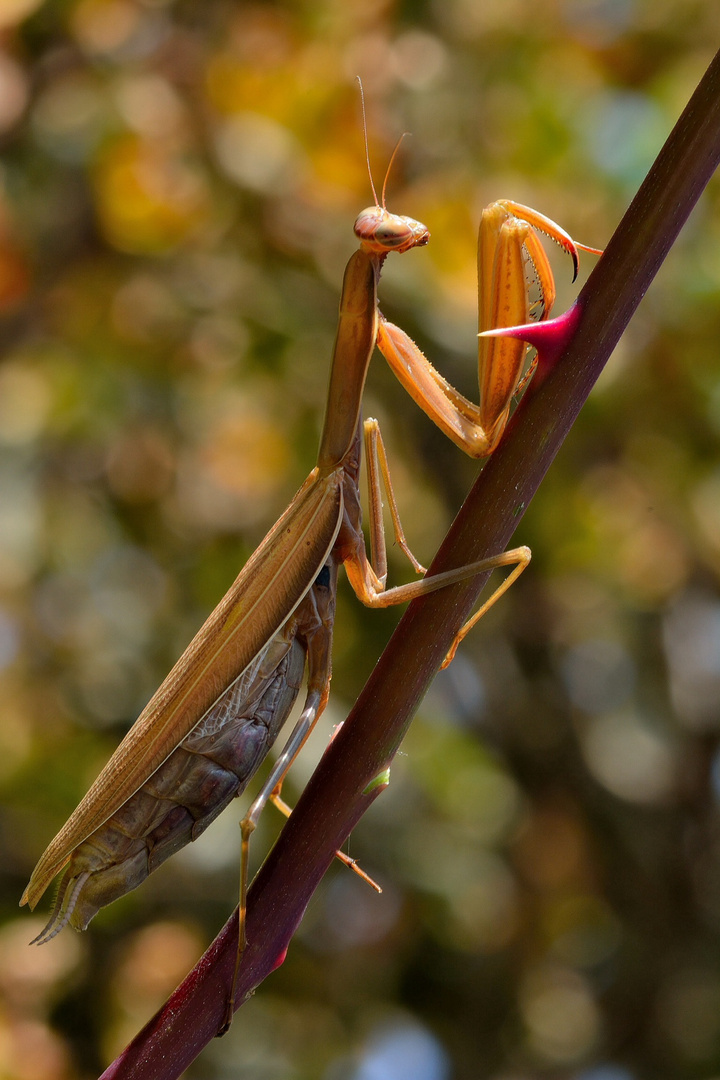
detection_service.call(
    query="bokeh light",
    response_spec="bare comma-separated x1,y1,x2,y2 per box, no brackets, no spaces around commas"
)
0,2,718,1078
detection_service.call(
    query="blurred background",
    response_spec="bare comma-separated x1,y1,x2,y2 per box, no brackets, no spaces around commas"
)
0,1,719,1078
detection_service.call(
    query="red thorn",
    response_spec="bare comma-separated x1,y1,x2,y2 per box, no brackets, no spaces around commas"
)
270,946,289,972
479,301,583,368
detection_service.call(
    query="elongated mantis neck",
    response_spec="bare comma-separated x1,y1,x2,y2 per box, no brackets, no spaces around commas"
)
317,248,380,474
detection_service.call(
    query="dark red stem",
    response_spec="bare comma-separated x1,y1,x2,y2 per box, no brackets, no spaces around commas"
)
100,47,720,1080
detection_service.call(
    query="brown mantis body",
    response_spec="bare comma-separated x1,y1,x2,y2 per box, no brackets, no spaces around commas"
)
22,183,598,963
36,583,322,936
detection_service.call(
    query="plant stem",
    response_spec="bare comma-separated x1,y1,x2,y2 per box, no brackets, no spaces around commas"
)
100,47,720,1080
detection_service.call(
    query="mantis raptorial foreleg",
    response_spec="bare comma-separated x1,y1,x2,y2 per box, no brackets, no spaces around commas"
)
351,194,598,668
374,200,601,458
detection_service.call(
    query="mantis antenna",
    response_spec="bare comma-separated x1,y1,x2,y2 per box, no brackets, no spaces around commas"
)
381,132,409,208
357,76,380,207
356,75,409,210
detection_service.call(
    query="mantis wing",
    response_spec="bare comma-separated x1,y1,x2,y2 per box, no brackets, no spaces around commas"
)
22,468,344,909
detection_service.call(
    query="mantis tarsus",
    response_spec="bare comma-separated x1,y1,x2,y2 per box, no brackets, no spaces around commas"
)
21,155,599,1023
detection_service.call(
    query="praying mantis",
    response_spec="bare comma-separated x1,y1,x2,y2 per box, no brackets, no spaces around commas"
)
20,150,600,988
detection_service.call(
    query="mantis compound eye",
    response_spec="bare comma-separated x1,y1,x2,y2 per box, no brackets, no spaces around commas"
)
354,206,430,253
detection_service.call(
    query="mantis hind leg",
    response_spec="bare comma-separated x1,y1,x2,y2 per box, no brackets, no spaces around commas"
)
269,789,381,891
224,560,376,1030
223,682,334,1031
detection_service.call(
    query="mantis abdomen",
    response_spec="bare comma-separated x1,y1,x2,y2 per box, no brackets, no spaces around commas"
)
37,629,307,941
